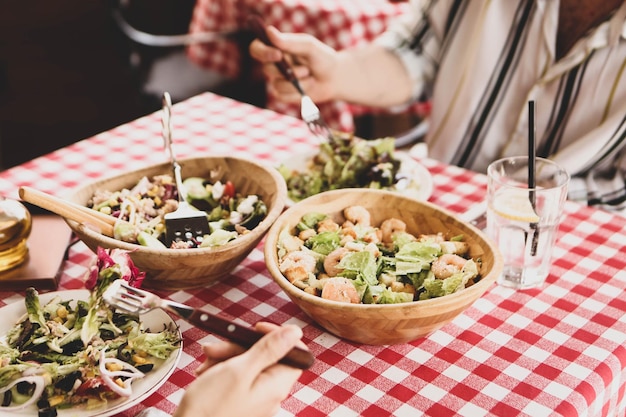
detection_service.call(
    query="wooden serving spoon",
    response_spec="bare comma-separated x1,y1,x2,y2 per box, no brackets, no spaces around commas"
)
18,186,118,238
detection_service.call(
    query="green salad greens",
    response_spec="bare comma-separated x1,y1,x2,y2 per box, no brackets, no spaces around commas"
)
0,248,180,415
277,208,482,304
278,134,404,203
89,174,267,249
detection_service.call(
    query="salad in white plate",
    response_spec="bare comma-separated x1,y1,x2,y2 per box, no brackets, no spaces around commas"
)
277,132,432,203
0,248,180,416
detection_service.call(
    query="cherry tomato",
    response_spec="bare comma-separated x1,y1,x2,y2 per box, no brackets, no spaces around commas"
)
74,377,115,398
223,181,236,199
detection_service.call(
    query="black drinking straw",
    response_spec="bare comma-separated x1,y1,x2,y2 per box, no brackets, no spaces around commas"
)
528,101,536,198
528,100,539,256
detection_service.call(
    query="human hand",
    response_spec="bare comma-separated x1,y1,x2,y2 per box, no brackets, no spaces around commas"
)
173,322,307,417
249,25,339,104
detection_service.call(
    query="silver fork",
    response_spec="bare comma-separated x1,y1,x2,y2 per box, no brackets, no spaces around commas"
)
103,280,314,370
248,15,336,144
299,95,336,144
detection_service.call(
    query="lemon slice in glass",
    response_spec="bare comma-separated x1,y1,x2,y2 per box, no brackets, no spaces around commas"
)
492,189,540,222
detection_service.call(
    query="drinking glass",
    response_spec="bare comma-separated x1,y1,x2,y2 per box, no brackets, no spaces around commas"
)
486,157,569,289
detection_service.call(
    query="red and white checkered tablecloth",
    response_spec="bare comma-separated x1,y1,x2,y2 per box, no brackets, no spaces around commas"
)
1,92,626,417
186,0,428,133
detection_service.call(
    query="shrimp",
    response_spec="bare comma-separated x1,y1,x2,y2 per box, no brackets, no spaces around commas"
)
279,250,317,283
430,253,467,279
343,206,371,227
340,225,357,240
317,218,340,233
380,218,407,243
321,277,360,304
362,230,380,244
340,234,355,246
390,281,416,295
323,247,349,277
298,228,317,241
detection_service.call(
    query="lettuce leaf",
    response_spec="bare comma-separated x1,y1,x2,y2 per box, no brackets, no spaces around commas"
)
337,251,378,286
418,259,479,300
200,229,238,247
377,289,414,304
394,241,440,275
299,212,328,230
306,231,340,256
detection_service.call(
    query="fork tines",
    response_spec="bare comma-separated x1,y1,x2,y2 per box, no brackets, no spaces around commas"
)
105,281,148,315
307,121,332,139
109,300,138,316
300,95,337,144
110,294,144,315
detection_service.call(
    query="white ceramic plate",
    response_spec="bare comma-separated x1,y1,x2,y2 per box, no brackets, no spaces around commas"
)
281,150,433,206
0,290,182,417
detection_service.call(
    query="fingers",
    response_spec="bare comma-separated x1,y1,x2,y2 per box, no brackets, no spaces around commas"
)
184,323,307,417
249,38,283,64
255,322,309,350
264,76,307,104
194,360,210,376
202,339,246,359
242,324,305,401
265,26,319,58
238,324,305,377
195,322,307,376
249,23,340,105
249,25,306,61
244,362,303,412
194,341,246,376
250,30,313,103
254,321,281,333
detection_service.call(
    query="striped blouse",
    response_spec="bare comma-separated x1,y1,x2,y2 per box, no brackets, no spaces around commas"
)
376,0,626,213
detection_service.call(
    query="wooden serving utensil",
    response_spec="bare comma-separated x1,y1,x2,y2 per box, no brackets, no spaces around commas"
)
18,186,118,237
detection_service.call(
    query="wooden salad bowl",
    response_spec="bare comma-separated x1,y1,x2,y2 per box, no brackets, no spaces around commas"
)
264,189,503,345
65,155,287,290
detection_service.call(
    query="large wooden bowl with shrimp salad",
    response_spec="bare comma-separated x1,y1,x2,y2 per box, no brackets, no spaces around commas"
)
264,189,502,345
66,155,287,290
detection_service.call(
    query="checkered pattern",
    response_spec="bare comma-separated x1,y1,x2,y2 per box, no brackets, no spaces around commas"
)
186,0,426,133
1,92,626,417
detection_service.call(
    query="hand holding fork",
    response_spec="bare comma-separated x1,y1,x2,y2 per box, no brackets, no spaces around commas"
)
104,280,314,370
247,15,338,145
